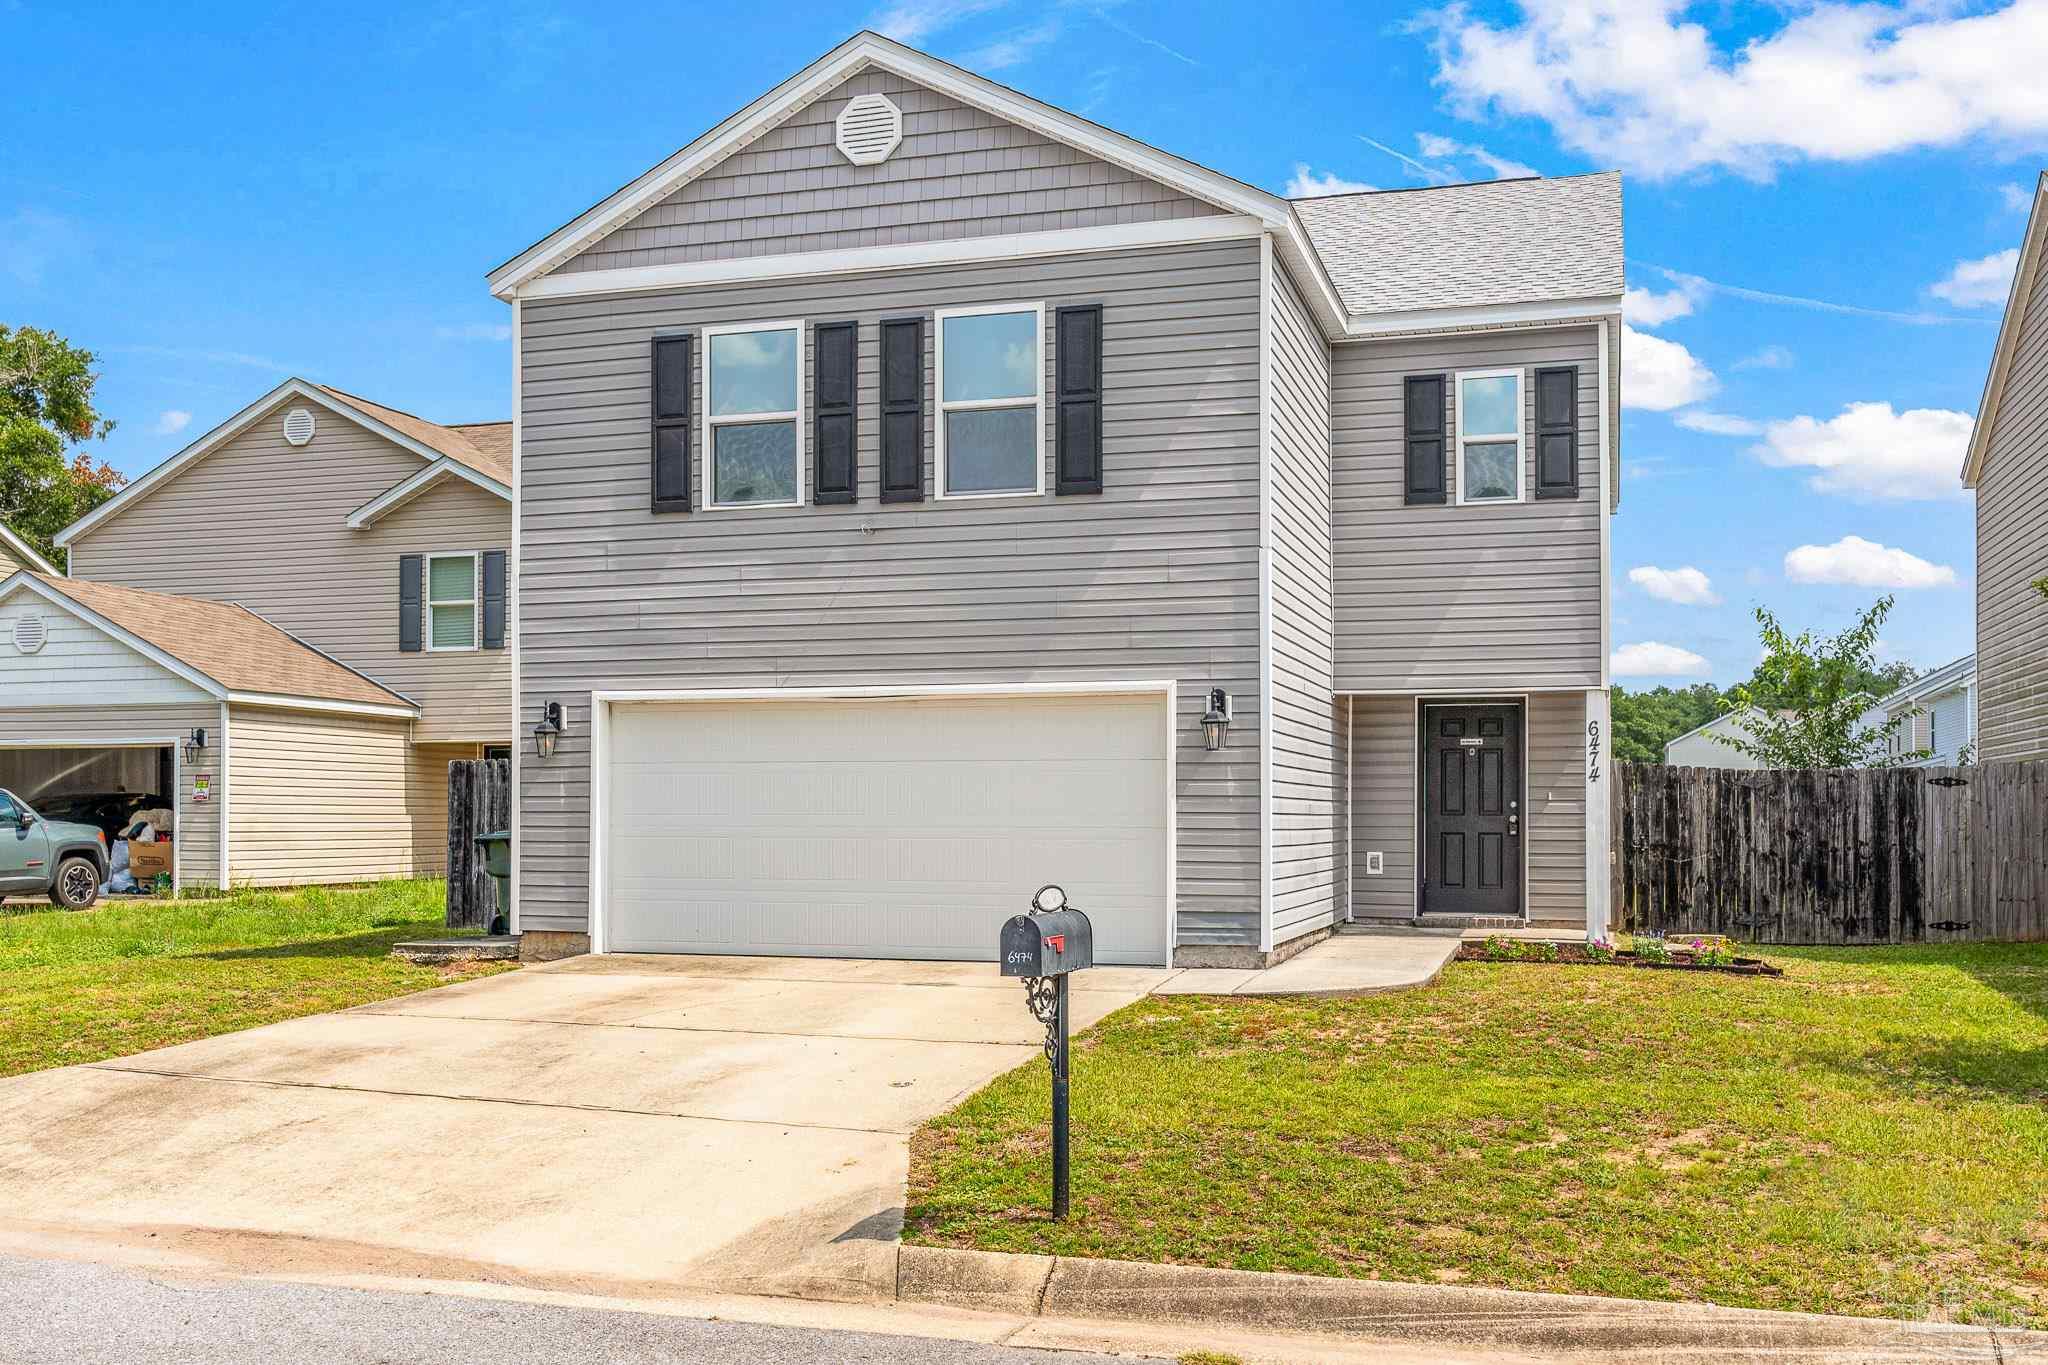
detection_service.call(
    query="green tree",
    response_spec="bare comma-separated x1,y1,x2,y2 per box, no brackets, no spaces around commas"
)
0,325,123,570
1715,596,1926,768
1612,682,1725,763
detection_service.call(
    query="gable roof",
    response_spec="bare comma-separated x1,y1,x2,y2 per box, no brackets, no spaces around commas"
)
58,378,510,548
1869,654,1976,712
0,521,59,576
2,571,416,716
1963,171,2047,488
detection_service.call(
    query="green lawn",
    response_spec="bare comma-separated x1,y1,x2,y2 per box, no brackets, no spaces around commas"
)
0,880,512,1078
907,945,2048,1327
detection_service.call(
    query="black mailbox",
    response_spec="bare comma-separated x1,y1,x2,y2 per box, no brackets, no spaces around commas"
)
1001,907,1094,977
999,884,1092,1221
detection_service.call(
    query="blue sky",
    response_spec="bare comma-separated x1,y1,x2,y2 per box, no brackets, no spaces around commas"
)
4,1,2037,687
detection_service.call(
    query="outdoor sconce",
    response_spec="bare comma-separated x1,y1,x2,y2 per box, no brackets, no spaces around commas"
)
1200,688,1233,752
182,728,207,764
533,701,564,760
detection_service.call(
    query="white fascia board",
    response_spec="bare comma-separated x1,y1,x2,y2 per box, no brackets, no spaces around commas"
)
488,31,1290,299
1336,296,1625,340
0,572,228,699
225,692,420,721
59,379,471,547
1962,173,2048,489
0,523,59,575
515,215,1266,301
346,458,511,528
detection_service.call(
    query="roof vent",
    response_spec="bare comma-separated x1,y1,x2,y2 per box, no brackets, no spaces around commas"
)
12,614,47,655
835,94,903,166
283,407,318,447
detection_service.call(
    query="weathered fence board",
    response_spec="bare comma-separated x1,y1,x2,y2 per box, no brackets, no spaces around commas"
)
1614,759,2046,944
446,758,511,930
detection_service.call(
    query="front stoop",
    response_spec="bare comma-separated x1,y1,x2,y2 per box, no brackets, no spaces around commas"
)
389,936,520,965
896,1245,2037,1362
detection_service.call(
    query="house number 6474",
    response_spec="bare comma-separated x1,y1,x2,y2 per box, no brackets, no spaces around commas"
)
1587,718,1603,784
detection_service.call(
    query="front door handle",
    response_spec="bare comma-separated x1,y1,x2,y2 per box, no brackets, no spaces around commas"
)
1508,814,1519,835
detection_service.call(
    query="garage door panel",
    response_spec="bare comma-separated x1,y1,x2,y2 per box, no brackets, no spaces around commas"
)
606,695,1170,963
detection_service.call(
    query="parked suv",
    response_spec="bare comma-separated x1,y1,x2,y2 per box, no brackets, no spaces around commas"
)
0,788,108,910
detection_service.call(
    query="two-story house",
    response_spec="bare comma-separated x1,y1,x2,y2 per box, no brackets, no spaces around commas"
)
496,32,1621,966
0,380,511,891
1963,170,2048,763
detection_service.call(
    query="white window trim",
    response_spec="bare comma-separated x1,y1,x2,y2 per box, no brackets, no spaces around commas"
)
425,550,480,653
1453,367,1525,506
700,318,806,511
934,301,1046,501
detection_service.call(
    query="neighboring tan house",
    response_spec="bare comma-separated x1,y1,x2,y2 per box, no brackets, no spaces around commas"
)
0,522,58,577
1862,654,1977,767
492,32,1622,965
1663,710,1774,769
0,380,512,889
1962,169,2048,762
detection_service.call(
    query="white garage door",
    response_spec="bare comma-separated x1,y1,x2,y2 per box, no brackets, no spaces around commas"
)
604,692,1169,963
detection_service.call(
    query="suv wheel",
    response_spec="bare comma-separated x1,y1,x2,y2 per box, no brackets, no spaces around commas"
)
50,856,101,910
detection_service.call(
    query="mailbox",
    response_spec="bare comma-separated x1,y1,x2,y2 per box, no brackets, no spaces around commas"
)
1001,907,1094,977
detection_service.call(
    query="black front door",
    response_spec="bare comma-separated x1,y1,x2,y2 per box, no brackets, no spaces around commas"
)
1420,703,1523,917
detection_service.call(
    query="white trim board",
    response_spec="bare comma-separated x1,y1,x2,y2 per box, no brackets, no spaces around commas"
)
1962,171,2047,488
347,458,511,529
700,319,808,510
509,295,523,937
0,522,59,576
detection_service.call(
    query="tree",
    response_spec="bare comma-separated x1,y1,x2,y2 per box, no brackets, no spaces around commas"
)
1714,595,1927,769
0,325,124,570
1612,682,1725,763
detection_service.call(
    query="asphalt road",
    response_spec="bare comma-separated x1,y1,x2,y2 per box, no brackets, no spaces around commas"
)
0,1255,1162,1365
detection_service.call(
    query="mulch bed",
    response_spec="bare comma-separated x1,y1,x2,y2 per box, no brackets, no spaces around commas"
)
1454,941,1784,976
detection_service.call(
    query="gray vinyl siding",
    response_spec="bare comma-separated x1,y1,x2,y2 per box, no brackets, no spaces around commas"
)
65,400,512,744
1330,325,1603,692
1976,256,2048,761
1347,695,1416,921
1267,259,1342,945
554,68,1223,276
1524,691,1586,924
518,238,1264,944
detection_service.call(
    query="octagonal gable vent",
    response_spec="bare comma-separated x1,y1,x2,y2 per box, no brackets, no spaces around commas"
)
835,94,903,166
282,407,318,447
12,614,48,655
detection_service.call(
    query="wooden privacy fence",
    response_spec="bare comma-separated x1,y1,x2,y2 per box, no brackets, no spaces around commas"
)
1613,760,2048,944
446,758,511,929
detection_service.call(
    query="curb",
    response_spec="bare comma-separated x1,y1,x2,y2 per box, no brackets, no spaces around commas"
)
897,1245,2040,1361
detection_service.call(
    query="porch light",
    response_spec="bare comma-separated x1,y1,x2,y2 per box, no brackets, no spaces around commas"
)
1200,689,1232,752
533,701,564,760
183,728,207,764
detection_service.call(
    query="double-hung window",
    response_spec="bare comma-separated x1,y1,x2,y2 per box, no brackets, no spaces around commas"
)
936,303,1044,498
1454,368,1523,504
703,320,804,508
426,552,479,652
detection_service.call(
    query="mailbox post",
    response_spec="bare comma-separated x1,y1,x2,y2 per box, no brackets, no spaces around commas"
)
1000,884,1094,1220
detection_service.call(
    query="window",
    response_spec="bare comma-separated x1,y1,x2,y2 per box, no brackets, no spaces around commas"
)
936,303,1044,498
703,321,804,508
1454,368,1523,504
426,552,479,651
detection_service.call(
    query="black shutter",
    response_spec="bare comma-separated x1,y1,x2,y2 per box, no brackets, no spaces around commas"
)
651,334,692,513
812,320,857,505
879,315,924,503
1054,304,1103,496
1403,374,1447,505
481,549,508,649
1533,365,1580,499
398,554,422,653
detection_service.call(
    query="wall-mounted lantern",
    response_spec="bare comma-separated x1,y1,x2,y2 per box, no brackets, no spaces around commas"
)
533,701,564,760
1200,688,1233,752
182,728,207,765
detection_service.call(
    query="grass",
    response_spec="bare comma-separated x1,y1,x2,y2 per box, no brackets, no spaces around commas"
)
907,944,2048,1327
0,880,512,1078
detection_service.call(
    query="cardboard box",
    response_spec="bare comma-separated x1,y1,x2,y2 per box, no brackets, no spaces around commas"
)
128,838,173,884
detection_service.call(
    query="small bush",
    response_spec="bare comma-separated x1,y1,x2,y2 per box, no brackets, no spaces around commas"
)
1482,935,1523,961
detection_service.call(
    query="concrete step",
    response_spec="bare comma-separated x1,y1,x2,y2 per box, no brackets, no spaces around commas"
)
390,936,520,965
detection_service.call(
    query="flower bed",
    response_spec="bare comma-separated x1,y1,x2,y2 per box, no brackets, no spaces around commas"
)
1456,935,1783,977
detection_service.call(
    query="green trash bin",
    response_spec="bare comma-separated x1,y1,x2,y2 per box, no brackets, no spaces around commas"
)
475,830,511,937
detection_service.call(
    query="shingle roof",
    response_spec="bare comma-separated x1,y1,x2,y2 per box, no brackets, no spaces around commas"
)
23,574,416,711
1292,173,1624,317
316,387,512,484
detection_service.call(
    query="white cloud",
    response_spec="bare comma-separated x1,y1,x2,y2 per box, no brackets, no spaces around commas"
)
1783,535,1958,589
2000,181,2035,213
1421,1,2048,181
1414,131,1539,180
1674,409,1761,436
964,17,1060,69
1732,344,1794,370
1752,401,1974,500
1622,323,1716,411
1285,164,1374,197
867,0,1006,43
1612,641,1712,678
436,322,512,342
1928,247,2021,308
152,410,192,436
1623,283,1697,327
1360,134,1454,184
1629,565,1721,606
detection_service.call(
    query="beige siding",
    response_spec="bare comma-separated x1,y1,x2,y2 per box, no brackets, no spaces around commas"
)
519,238,1264,945
65,399,511,743
555,68,1222,276
1,538,42,576
1976,255,2048,761
411,742,484,878
1268,259,1342,945
1330,325,1604,692
226,706,446,886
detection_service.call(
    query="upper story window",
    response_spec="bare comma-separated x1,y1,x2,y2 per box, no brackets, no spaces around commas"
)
427,552,479,651
937,303,1044,499
705,321,804,508
1455,368,1523,504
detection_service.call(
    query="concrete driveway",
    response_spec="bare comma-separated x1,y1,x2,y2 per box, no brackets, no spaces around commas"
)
0,955,1168,1302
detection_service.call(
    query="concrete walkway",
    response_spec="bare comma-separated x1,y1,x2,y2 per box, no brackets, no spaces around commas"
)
1157,931,1459,997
